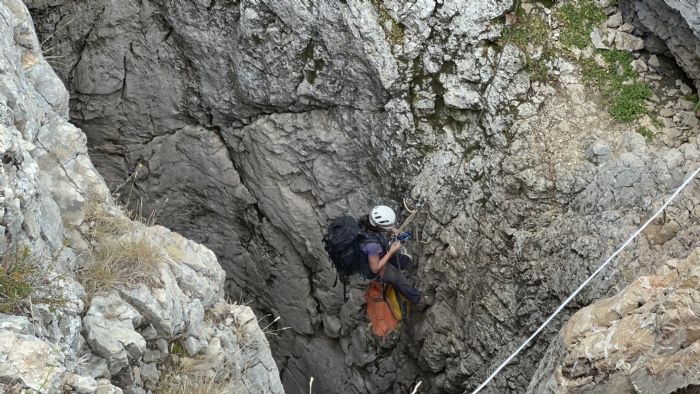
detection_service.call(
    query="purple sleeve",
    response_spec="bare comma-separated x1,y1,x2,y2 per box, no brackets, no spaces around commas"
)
361,242,383,257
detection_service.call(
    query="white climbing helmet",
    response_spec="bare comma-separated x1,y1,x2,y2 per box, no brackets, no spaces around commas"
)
369,205,396,229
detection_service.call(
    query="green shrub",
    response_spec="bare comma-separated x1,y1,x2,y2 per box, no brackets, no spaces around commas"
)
501,11,549,49
0,246,35,313
610,83,653,121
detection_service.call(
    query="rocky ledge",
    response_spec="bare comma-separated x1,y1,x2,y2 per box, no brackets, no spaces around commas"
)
0,0,282,392
529,248,700,393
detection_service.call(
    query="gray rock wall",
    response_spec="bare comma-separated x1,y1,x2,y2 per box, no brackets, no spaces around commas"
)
0,0,283,392
22,0,700,393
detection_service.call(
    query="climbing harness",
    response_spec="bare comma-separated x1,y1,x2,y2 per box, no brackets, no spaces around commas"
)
471,166,700,393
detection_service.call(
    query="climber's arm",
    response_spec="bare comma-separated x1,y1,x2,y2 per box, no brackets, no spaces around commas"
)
368,242,401,274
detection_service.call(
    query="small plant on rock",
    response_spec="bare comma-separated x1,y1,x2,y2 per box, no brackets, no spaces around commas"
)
582,50,652,122
501,8,549,49
369,0,405,46
500,6,554,82
0,246,64,314
0,246,35,313
684,93,700,112
609,82,653,121
635,126,654,141
558,0,606,49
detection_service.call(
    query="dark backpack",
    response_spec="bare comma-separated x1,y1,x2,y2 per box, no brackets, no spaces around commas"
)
323,216,379,300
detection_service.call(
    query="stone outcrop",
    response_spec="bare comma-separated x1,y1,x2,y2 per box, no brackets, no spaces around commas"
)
0,0,283,392
0,316,66,393
20,0,700,394
619,0,700,90
528,249,700,393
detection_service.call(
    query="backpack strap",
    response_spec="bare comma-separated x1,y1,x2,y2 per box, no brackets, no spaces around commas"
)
333,273,349,302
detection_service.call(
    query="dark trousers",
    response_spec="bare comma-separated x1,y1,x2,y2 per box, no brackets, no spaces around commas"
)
379,254,422,304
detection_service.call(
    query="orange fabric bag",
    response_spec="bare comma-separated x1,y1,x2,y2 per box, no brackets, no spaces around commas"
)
365,281,398,337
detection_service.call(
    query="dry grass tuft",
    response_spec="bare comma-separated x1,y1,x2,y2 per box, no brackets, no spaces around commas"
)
83,197,135,242
78,236,163,298
78,195,166,299
155,374,236,394
156,356,236,394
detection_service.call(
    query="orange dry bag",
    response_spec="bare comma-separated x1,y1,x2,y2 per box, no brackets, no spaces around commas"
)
365,281,399,337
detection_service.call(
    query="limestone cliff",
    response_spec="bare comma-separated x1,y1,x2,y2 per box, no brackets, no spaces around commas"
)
21,0,700,393
0,1,282,392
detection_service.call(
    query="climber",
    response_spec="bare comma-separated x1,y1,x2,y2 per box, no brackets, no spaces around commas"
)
323,205,434,306
358,205,432,307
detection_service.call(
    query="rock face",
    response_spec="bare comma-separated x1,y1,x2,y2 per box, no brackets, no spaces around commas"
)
619,0,700,90
0,320,66,393
528,249,700,394
21,0,700,393
0,1,283,393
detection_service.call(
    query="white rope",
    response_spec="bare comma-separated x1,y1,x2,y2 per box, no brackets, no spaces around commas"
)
411,381,423,394
472,165,700,394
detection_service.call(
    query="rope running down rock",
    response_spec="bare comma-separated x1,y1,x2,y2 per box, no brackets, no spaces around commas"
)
471,165,700,393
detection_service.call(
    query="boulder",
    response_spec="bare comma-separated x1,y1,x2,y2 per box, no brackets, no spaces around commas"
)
83,294,147,375
607,13,623,28
613,30,645,51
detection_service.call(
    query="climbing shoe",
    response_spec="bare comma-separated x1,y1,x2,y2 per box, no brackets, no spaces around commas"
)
415,293,435,311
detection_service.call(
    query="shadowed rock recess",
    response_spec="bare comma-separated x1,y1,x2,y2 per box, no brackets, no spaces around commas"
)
20,0,700,392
